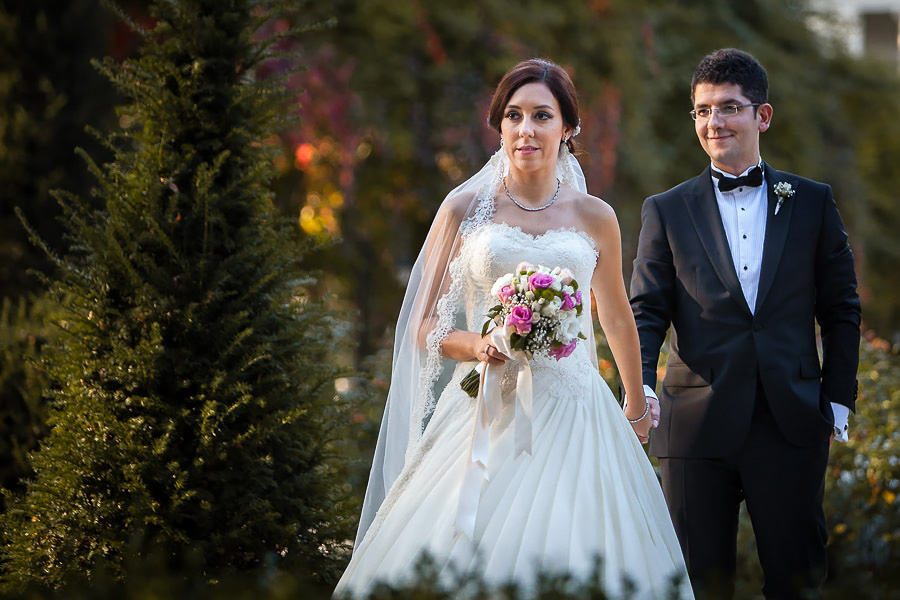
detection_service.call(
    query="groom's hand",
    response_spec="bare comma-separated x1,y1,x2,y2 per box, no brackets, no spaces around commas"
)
649,395,660,429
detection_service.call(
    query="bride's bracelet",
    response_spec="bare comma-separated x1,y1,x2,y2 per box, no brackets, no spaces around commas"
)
626,397,650,424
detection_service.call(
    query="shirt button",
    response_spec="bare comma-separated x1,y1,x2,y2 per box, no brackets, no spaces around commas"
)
742,234,747,239
743,266,748,271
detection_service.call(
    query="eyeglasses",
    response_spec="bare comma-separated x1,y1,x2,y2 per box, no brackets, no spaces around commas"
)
689,103,760,121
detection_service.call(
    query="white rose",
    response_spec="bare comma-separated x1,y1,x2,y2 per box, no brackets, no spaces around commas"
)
562,285,575,296
565,315,583,340
541,296,562,316
555,310,581,342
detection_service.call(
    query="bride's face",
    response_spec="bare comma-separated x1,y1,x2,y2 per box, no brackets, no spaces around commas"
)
500,82,570,175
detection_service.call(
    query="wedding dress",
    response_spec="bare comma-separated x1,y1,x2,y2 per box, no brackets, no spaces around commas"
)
334,218,692,599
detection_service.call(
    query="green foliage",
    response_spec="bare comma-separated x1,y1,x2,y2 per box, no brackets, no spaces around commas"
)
0,296,54,506
1,0,355,591
824,337,900,596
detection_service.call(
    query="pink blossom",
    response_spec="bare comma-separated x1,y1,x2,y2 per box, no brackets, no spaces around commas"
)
558,268,574,285
574,290,583,306
516,261,533,274
528,273,555,291
498,284,516,304
506,305,533,335
549,339,577,360
561,292,576,311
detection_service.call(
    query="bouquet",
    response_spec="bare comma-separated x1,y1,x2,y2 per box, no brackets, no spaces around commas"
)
460,262,587,397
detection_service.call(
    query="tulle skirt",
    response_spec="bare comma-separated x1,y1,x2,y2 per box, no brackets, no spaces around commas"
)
334,357,693,599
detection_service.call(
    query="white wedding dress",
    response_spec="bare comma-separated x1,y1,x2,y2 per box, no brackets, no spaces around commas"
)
335,221,692,599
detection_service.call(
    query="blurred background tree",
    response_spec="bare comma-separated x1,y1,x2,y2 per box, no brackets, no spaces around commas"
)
0,0,119,299
0,295,52,511
269,0,900,361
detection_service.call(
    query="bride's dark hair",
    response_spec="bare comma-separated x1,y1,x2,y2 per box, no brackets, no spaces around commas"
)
487,58,580,153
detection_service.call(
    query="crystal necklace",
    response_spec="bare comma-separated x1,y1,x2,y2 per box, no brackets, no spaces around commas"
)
502,177,561,212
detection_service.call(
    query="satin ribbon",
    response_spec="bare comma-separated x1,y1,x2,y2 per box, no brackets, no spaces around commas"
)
454,326,534,539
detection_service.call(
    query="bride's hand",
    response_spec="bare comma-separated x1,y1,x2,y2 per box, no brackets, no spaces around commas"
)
474,331,508,367
625,396,652,444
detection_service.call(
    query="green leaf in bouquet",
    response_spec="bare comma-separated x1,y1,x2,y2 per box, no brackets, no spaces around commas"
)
481,320,491,337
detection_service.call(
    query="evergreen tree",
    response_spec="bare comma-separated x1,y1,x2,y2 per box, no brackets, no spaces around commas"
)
1,0,354,590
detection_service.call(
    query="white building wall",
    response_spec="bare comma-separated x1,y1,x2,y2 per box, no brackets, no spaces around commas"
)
809,0,900,60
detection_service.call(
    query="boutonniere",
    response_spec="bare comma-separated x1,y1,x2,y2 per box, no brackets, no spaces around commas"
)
773,181,795,215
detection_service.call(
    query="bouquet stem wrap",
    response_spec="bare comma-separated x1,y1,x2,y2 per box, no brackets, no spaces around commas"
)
455,325,533,539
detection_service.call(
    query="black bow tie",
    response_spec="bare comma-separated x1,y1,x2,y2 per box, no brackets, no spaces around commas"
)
711,166,763,192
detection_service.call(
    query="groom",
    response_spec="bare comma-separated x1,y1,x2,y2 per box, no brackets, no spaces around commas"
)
629,49,860,599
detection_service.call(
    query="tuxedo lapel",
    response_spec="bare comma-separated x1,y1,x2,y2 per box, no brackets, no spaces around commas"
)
682,167,752,315
755,163,794,314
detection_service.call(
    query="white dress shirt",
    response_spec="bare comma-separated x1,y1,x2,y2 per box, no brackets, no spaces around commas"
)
626,159,849,441
713,163,768,314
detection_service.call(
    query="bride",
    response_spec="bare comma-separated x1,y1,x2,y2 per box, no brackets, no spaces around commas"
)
334,59,692,599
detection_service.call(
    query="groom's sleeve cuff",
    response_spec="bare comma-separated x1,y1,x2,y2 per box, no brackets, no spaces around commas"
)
831,402,850,442
623,385,658,411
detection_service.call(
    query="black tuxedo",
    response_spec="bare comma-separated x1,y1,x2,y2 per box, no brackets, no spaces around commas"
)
630,163,860,599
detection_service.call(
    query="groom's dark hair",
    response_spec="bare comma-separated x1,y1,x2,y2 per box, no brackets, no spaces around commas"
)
691,48,768,108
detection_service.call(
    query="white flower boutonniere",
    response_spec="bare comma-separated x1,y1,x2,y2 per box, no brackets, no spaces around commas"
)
773,182,795,216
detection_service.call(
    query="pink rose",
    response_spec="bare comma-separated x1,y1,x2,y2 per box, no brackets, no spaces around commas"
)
528,273,555,291
561,292,576,311
549,339,577,360
558,268,574,285
516,261,534,274
498,285,516,304
506,305,533,335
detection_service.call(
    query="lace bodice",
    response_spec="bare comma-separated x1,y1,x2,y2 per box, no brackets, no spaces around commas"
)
458,221,599,375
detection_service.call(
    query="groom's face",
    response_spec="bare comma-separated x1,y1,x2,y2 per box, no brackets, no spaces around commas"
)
693,81,772,175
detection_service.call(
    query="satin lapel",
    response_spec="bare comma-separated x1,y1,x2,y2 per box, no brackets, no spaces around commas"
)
682,167,752,315
755,163,794,314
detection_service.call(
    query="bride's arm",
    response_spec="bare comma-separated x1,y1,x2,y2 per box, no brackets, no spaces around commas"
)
584,198,654,438
413,193,506,366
